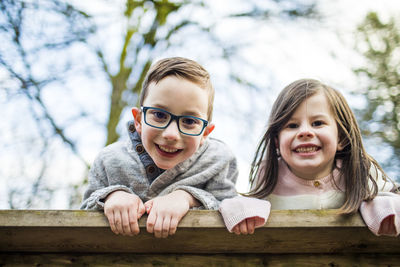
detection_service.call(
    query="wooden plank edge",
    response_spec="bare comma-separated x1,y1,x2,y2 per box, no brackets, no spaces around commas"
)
0,209,366,228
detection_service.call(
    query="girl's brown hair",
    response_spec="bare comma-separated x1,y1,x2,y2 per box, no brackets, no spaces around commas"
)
248,79,388,213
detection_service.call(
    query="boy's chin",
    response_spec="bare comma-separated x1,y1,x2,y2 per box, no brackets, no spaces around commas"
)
154,159,183,170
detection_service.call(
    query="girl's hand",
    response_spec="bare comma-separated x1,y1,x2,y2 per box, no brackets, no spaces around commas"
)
104,190,146,236
360,193,399,236
378,215,396,236
232,217,257,235
144,190,199,238
219,196,271,233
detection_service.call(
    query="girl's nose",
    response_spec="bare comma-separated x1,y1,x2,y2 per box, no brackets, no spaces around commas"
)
297,124,314,139
162,120,180,140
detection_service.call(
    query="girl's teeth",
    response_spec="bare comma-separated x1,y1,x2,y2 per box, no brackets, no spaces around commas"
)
159,145,178,153
296,147,317,153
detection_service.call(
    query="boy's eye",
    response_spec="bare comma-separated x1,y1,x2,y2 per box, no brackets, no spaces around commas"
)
181,117,200,126
150,110,168,120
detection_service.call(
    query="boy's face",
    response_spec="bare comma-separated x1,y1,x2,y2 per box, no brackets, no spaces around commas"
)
133,76,214,170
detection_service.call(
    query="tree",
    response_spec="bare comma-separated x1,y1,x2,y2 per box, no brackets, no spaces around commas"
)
0,0,95,208
354,12,400,171
98,0,319,146
0,0,319,208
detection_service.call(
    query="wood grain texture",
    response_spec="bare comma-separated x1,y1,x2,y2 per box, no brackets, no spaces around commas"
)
1,253,400,267
0,209,365,227
0,209,398,255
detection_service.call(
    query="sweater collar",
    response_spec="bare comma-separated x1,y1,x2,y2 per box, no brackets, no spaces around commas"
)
279,158,343,188
127,120,164,182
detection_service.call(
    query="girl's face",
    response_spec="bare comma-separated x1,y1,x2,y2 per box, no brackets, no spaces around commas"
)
277,91,343,180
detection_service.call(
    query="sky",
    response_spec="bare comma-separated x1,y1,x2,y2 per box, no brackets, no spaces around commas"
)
1,0,400,208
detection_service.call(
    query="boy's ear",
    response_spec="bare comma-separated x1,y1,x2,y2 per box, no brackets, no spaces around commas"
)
131,107,142,135
200,123,215,145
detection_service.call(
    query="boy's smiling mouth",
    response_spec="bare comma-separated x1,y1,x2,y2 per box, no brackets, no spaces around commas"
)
157,144,182,154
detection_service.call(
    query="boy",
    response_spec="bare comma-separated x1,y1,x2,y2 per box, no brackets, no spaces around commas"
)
81,57,238,238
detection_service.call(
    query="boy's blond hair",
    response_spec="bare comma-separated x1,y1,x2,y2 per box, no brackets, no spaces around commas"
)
140,57,215,120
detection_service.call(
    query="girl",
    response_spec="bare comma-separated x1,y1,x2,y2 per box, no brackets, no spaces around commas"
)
219,79,400,236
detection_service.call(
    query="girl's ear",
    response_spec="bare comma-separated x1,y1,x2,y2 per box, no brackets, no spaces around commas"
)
274,137,279,148
337,138,346,151
131,107,142,135
200,123,215,145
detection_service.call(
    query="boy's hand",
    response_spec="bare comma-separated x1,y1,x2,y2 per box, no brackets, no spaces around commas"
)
232,217,257,235
144,190,200,238
104,190,146,236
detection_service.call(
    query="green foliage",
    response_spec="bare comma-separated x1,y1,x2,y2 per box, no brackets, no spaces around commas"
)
103,0,319,145
355,12,400,162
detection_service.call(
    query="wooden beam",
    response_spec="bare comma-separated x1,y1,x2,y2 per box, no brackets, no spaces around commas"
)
0,209,366,227
0,210,398,254
2,253,400,266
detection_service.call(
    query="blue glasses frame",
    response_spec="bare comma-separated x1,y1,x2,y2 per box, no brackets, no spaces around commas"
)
141,106,209,136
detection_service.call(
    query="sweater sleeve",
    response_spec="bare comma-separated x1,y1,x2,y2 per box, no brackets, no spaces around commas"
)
80,150,134,210
174,147,238,210
162,138,238,210
360,192,400,236
219,196,271,232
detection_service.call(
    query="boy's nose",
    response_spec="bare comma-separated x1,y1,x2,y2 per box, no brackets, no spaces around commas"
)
162,120,180,140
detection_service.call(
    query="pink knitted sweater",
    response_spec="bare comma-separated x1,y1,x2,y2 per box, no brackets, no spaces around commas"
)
219,159,400,236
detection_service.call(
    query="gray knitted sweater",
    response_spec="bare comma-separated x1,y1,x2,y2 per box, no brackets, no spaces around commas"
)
81,126,238,210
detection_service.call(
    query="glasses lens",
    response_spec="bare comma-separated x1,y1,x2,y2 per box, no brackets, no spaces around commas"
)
145,108,171,128
179,116,204,135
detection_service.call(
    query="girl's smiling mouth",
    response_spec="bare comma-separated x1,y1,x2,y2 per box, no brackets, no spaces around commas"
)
294,145,320,153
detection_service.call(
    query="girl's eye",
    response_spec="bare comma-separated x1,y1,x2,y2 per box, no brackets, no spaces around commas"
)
312,120,324,127
287,123,298,129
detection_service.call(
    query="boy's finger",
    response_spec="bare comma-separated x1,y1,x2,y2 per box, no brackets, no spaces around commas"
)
162,217,171,238
106,211,118,235
153,215,164,238
137,201,146,218
144,200,153,214
146,210,156,234
121,210,133,236
169,217,179,236
128,209,140,235
114,211,124,235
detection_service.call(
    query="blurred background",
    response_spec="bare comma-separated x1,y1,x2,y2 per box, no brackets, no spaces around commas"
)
1,0,399,209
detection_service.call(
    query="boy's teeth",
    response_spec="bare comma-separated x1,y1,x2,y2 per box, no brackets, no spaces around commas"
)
296,147,317,153
159,145,178,153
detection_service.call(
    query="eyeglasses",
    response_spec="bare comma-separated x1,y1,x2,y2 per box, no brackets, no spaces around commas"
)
141,106,209,136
